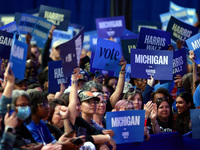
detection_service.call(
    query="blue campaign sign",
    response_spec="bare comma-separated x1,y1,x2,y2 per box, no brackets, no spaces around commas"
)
186,32,200,64
106,110,145,144
90,52,114,76
173,48,187,78
9,38,28,80
190,109,200,139
18,13,53,48
92,38,122,72
0,21,20,36
96,16,125,38
160,9,190,31
0,30,14,59
69,23,84,37
60,28,84,78
131,49,173,80
136,27,171,50
169,1,198,25
166,16,199,44
51,27,74,47
48,60,70,93
31,17,52,48
83,30,97,52
132,20,162,33
18,13,37,34
39,5,71,31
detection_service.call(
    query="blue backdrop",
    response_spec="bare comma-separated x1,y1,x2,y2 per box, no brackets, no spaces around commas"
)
0,0,199,31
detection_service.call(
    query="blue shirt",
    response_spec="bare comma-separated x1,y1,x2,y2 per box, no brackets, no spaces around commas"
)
26,120,57,145
193,84,200,108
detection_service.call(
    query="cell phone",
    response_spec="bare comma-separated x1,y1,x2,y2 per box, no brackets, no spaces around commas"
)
77,127,87,137
95,70,102,78
71,137,83,145
65,130,76,137
7,104,15,116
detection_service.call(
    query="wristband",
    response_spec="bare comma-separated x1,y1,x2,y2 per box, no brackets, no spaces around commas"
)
119,76,124,78
120,71,126,74
5,126,15,134
106,134,111,141
151,122,157,126
72,80,78,85
62,116,69,120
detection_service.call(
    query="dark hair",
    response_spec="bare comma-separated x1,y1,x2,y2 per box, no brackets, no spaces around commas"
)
102,84,114,96
151,88,174,106
37,68,48,90
28,84,42,90
177,92,195,109
156,99,174,126
60,93,70,106
104,77,118,86
47,99,65,124
28,91,48,114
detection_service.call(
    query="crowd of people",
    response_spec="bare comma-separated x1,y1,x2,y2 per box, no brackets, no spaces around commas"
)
0,10,199,150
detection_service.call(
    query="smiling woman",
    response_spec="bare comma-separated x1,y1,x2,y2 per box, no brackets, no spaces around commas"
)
174,92,195,135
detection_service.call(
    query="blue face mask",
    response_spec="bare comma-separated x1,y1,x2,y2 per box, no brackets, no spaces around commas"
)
16,106,31,120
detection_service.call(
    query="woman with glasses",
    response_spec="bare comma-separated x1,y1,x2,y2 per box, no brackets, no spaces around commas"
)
92,92,115,137
93,93,107,128
148,96,174,134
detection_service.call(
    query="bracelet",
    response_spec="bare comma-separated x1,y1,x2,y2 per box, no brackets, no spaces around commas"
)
62,116,69,120
72,80,78,85
119,76,124,78
151,122,157,126
106,134,111,141
120,71,126,74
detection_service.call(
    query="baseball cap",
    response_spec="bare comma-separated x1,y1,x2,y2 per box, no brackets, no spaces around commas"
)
52,41,64,49
77,73,88,82
78,91,100,102
15,78,29,84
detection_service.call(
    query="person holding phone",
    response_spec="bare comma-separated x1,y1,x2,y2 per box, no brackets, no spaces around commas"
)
0,112,18,150
0,63,43,149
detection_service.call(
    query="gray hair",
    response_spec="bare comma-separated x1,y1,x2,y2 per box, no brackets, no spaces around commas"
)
81,81,102,92
12,90,30,105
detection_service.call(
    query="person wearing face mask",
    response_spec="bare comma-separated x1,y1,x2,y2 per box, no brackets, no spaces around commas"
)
0,63,43,149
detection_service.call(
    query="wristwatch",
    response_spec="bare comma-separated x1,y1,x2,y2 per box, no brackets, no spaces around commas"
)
5,126,15,134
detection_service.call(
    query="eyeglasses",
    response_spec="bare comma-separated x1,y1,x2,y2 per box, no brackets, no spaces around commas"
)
85,100,98,105
97,100,107,105
38,103,49,108
103,91,110,95
125,107,134,110
136,79,146,82
156,96,169,103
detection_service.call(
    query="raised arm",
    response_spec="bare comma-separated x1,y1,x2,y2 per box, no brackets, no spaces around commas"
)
41,25,56,70
25,33,32,60
189,50,198,95
2,63,15,98
109,57,126,108
69,68,80,125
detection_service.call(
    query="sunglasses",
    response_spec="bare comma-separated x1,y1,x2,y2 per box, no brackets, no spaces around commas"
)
156,96,169,103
